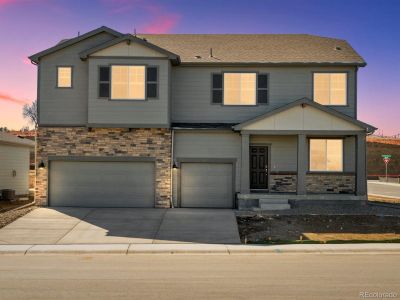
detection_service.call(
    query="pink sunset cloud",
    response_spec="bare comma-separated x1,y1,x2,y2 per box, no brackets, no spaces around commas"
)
0,0,16,6
142,13,180,34
0,92,30,105
22,57,31,65
101,0,180,33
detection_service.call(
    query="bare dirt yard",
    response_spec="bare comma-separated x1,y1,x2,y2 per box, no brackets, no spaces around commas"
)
237,215,400,244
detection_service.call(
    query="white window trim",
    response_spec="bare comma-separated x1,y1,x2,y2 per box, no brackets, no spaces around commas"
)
313,72,348,106
110,65,146,100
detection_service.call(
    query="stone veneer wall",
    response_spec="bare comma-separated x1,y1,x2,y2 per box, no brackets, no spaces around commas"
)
269,174,297,193
36,127,171,208
306,174,355,194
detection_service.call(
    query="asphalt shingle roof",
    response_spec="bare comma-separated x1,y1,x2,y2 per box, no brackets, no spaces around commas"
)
138,34,365,65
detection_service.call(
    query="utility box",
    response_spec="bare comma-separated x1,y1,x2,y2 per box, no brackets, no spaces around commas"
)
1,189,16,201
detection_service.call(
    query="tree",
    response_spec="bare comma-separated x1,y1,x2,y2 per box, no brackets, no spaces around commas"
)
22,100,38,128
0,127,9,132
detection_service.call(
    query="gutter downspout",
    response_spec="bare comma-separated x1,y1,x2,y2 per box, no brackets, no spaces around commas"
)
170,129,175,208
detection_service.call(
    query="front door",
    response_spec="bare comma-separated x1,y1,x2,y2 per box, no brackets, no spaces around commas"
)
250,146,268,190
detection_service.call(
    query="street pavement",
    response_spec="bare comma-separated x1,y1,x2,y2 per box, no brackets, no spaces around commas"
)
0,254,399,300
368,180,400,198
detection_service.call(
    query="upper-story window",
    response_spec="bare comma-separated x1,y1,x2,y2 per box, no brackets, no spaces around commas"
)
309,139,343,172
224,73,256,105
57,66,72,88
98,65,158,100
212,72,268,105
313,73,347,105
111,65,145,100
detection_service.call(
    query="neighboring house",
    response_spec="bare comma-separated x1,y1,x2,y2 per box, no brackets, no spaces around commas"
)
29,26,376,209
0,132,35,197
9,130,36,173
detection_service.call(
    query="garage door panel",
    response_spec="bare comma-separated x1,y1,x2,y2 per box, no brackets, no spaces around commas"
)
181,163,233,208
49,161,155,207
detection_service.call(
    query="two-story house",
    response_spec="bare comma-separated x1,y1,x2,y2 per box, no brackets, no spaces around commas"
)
29,26,376,210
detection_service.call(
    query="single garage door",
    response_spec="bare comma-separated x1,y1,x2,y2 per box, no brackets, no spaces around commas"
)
49,160,155,207
180,162,233,208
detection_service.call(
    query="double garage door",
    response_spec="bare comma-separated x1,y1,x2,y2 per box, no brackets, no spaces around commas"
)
49,160,155,207
49,160,233,208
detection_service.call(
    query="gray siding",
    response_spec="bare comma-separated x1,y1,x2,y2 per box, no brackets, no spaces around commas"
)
39,32,116,125
171,66,356,123
88,58,170,126
0,145,30,195
250,135,298,172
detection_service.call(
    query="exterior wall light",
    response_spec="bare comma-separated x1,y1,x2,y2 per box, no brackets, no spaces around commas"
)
38,160,46,169
172,162,178,169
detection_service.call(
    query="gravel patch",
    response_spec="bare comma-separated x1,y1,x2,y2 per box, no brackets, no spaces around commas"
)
0,205,37,229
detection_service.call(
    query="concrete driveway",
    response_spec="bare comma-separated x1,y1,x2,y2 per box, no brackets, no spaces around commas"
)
0,208,240,245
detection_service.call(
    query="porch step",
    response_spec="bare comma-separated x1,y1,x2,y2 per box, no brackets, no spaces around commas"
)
259,198,291,210
259,198,290,204
259,203,291,210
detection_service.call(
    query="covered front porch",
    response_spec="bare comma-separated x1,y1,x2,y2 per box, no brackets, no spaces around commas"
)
233,99,375,209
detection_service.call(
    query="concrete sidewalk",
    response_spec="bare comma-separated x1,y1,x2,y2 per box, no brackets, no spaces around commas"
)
368,180,400,199
1,243,400,255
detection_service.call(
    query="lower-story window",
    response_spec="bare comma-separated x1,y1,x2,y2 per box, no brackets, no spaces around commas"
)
309,139,343,172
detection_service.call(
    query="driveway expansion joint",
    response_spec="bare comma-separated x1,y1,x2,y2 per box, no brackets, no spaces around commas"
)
54,208,96,244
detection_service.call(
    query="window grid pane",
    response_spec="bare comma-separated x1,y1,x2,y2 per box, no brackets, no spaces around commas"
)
310,139,327,171
57,67,72,88
223,73,256,105
326,139,343,171
111,66,145,100
309,139,343,172
330,74,347,105
313,73,347,105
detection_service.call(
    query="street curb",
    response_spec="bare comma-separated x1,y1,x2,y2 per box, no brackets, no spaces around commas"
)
1,243,400,255
368,201,400,209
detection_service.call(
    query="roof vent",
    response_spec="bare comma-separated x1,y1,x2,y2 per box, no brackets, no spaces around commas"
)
335,46,342,51
194,55,201,59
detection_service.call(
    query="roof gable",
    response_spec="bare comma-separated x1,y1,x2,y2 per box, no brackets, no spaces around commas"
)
29,26,123,63
233,98,376,133
79,34,180,64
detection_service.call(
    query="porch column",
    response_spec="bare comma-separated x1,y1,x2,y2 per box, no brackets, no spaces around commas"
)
297,134,307,195
240,133,250,193
356,132,367,196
